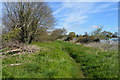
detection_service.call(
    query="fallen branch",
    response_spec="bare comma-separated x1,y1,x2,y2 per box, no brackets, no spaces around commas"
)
0,49,22,55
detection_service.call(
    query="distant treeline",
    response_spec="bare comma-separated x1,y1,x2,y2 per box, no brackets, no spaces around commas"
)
1,2,119,45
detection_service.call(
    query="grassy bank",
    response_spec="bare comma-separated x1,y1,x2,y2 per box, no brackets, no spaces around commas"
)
2,41,83,78
2,41,118,78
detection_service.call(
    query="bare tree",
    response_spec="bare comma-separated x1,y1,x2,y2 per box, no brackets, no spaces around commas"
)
50,28,67,40
2,2,55,43
91,26,103,36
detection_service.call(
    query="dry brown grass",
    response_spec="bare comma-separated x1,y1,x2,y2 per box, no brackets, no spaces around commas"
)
84,42,118,52
2,41,40,54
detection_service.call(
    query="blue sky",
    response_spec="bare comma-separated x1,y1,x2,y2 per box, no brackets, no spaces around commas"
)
48,2,118,35
0,2,118,35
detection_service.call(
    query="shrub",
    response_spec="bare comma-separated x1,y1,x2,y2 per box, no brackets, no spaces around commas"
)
93,38,100,43
2,28,21,42
76,37,92,43
64,37,73,41
76,37,100,43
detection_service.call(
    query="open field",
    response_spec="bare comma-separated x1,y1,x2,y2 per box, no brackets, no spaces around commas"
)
2,41,118,78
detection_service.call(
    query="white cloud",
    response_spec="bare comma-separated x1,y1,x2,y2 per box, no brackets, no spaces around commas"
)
92,25,99,29
90,3,117,13
91,8,118,13
53,2,95,29
53,6,65,15
52,2,117,33
107,28,111,30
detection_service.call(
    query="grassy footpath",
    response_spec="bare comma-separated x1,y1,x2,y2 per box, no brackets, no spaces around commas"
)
58,41,118,78
2,41,83,78
2,41,118,78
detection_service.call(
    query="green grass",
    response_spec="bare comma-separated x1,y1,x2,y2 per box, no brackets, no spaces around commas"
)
58,41,118,78
0,48,9,53
2,41,83,78
2,41,118,78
